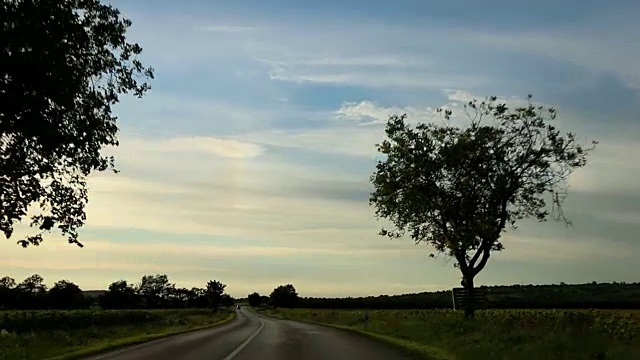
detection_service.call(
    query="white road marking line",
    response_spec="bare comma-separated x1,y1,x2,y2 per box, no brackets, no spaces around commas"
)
222,320,265,360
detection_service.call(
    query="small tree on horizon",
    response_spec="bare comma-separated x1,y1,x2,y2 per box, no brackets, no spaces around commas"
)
270,284,299,308
370,95,597,318
205,280,227,309
137,274,174,309
247,292,262,307
99,279,139,309
48,279,88,309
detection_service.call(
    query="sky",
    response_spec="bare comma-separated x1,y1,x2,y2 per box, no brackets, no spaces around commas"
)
2,0,640,298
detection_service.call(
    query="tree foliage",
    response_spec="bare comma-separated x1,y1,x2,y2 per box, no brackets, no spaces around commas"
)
270,284,299,308
99,279,139,309
0,273,234,310
137,274,174,309
370,95,597,317
47,279,89,309
205,280,227,309
4,274,50,309
220,293,235,307
247,292,262,307
1,0,154,247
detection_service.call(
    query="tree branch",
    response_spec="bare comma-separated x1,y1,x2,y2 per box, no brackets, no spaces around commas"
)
469,240,487,268
471,246,491,277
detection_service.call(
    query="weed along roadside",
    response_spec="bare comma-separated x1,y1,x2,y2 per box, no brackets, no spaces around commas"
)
0,308,235,360
257,308,640,360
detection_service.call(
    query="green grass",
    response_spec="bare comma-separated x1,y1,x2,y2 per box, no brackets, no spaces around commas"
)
258,308,640,360
0,308,235,360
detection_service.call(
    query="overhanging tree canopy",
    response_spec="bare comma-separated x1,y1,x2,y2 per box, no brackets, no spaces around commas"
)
1,0,154,247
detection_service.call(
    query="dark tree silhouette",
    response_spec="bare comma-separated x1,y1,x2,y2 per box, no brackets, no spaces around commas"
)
137,274,174,308
1,0,154,247
0,276,17,309
48,279,88,309
189,287,209,308
15,274,48,309
370,95,597,318
99,279,139,309
205,280,227,309
220,294,235,307
167,287,193,308
270,284,299,308
16,274,47,293
247,292,262,307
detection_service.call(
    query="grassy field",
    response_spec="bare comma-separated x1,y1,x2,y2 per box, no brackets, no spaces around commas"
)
259,308,640,360
0,308,235,360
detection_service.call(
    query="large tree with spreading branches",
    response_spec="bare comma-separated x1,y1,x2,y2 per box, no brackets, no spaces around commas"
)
370,95,597,318
1,0,154,247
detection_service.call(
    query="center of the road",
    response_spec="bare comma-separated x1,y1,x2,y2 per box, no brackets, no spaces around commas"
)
222,320,265,360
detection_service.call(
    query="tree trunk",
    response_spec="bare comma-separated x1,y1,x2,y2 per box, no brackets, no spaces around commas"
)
461,274,475,320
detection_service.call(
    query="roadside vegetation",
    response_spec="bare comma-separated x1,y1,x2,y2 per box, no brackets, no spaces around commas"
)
0,273,237,360
259,308,640,360
0,308,234,360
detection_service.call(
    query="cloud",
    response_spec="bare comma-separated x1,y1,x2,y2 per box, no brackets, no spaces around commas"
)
119,136,264,159
242,25,491,89
82,171,378,244
335,101,437,125
5,127,639,294
458,26,640,90
195,25,259,33
493,233,637,263
0,227,438,296
266,65,488,89
91,132,639,250
332,90,537,128
237,127,384,158
568,141,640,195
257,55,427,68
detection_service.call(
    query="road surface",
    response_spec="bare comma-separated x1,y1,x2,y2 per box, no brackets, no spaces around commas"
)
81,308,413,360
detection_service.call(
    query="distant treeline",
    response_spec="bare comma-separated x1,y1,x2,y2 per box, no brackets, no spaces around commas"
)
0,274,234,310
3,274,640,310
295,282,640,309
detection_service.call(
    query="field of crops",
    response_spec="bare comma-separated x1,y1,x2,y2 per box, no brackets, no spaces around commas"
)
261,308,640,360
0,308,234,360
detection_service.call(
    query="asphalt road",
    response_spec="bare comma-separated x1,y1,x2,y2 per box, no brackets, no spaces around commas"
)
81,308,413,360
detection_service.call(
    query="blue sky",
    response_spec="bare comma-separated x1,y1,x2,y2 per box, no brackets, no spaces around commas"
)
2,0,640,298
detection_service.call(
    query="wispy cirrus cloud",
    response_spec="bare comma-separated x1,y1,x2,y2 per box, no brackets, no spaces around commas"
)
265,63,489,89
195,25,260,33
455,20,640,91
334,100,437,125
